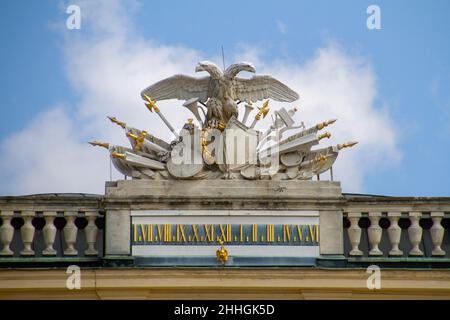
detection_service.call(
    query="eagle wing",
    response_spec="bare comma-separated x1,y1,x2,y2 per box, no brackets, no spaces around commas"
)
140,75,211,102
233,75,299,103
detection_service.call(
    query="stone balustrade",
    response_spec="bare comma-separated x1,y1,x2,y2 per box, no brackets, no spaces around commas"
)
0,194,104,260
343,211,449,258
1,191,449,266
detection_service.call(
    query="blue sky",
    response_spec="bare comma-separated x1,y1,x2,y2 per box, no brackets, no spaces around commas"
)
0,0,449,196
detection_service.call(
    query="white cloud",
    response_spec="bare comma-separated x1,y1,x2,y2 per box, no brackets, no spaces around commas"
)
0,108,108,195
234,45,401,191
0,0,400,195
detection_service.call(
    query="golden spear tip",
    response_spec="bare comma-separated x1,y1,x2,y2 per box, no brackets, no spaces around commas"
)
338,141,358,150
88,140,110,149
318,132,331,141
316,119,337,130
107,116,126,129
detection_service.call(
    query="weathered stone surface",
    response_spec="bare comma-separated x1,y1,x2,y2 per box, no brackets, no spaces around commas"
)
105,209,131,255
105,179,343,201
319,210,343,255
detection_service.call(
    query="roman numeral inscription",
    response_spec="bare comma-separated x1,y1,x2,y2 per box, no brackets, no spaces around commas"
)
132,224,319,246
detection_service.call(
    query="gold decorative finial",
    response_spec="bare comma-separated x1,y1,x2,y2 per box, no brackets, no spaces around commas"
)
111,152,125,159
316,119,337,130
126,130,148,151
187,118,193,124
107,116,126,129
255,100,270,120
318,132,331,141
88,140,110,149
216,239,229,265
337,141,358,150
143,94,160,113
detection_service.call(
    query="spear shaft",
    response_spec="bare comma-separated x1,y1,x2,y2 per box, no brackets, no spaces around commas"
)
143,95,179,138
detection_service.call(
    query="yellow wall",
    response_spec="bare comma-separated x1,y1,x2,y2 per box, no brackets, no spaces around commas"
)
1,268,449,299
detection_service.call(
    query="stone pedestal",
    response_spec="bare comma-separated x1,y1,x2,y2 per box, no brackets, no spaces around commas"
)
103,179,344,265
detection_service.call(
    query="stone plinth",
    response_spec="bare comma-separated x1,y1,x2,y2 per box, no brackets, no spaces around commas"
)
106,179,342,202
104,179,345,263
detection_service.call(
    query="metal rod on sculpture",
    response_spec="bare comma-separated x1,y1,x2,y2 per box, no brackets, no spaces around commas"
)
107,116,127,129
250,100,270,129
143,94,179,138
316,119,337,130
337,141,358,150
112,151,166,170
89,141,110,149
317,132,331,141
241,103,254,126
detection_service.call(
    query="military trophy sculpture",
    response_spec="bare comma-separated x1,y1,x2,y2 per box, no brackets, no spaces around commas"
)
90,60,357,181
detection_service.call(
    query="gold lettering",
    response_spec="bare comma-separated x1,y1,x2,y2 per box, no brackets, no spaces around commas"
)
176,224,187,242
309,225,319,243
157,225,163,242
240,225,244,242
283,225,292,242
164,224,172,242
140,224,147,243
191,225,199,242
296,225,304,242
219,224,231,242
204,224,214,242
133,224,137,242
252,224,258,242
147,224,153,242
266,224,274,242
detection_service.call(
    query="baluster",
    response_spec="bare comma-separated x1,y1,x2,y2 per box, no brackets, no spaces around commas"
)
20,211,36,256
84,212,99,256
63,211,78,256
42,211,57,256
347,212,363,256
430,212,445,256
408,212,423,256
387,212,403,256
0,211,15,256
368,212,383,256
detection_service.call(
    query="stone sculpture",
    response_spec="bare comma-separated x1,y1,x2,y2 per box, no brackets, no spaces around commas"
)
90,61,357,180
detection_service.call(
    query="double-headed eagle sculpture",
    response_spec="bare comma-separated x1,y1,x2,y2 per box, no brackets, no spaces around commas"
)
90,60,357,180
141,61,299,125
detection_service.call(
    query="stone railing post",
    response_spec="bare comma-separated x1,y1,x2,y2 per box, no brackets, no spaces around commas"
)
368,212,383,256
20,211,36,256
319,210,344,256
387,212,403,256
408,212,423,256
430,212,445,256
0,211,15,256
84,211,99,256
347,212,363,256
42,211,57,256
63,211,78,256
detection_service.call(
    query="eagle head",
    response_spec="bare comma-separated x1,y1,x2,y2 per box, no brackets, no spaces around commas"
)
224,62,256,79
195,61,223,79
